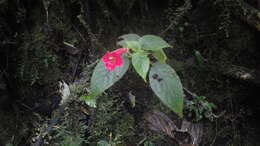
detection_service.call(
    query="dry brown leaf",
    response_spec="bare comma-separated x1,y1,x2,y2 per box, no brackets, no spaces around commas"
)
144,110,178,138
181,119,203,146
144,110,203,146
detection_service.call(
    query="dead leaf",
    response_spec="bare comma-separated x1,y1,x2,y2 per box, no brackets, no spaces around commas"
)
144,110,178,138
144,110,203,146
181,119,203,146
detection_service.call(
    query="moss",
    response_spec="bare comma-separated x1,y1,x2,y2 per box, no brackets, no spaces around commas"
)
87,94,135,145
17,28,60,86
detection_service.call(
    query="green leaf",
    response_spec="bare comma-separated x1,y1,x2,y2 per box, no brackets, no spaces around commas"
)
119,34,140,41
139,35,172,51
90,55,130,96
117,40,127,48
117,34,141,50
97,140,111,146
132,52,150,82
128,91,136,108
149,62,184,117
125,41,142,51
144,141,155,146
61,135,83,146
80,94,97,108
195,50,206,67
118,40,142,51
152,49,167,62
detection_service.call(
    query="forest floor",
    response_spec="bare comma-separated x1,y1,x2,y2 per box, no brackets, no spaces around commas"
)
0,0,260,146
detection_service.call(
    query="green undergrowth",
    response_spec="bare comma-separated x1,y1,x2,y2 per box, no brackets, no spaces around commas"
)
49,64,177,145
86,94,135,145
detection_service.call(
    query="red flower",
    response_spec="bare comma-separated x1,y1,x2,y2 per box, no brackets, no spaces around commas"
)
102,48,129,70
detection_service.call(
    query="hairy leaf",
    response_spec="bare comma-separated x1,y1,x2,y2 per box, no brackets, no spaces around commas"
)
139,35,172,51
125,41,142,51
90,55,129,96
119,33,141,41
152,49,167,62
149,63,184,117
132,52,150,82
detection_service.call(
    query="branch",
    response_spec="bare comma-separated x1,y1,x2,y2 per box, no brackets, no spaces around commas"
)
171,58,260,85
228,0,260,30
209,63,260,85
160,0,192,36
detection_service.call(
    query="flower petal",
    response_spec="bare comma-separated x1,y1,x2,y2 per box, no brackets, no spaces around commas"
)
102,48,128,70
115,56,123,66
104,62,116,70
102,51,111,63
112,48,129,56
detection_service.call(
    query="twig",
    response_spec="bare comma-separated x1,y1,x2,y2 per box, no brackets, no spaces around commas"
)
221,0,260,30
72,53,83,82
160,0,192,36
209,63,260,85
183,87,198,98
42,0,50,25
180,57,260,85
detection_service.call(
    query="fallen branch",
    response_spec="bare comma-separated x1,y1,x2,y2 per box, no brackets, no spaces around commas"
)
209,63,260,85
172,58,260,85
227,0,260,30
